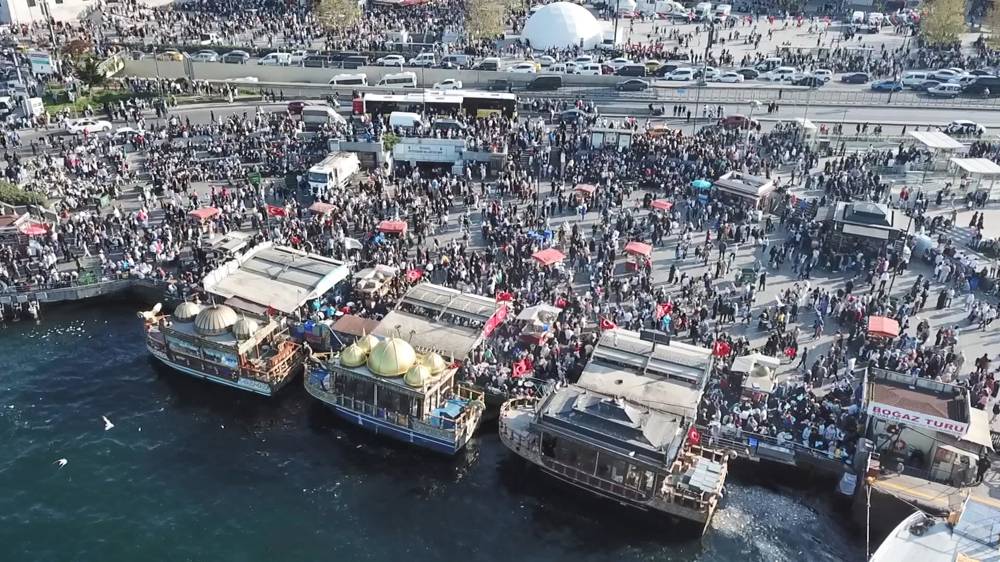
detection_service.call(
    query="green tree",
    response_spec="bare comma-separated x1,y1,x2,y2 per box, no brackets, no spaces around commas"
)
921,0,967,46
316,0,361,32
465,0,508,41
76,57,106,88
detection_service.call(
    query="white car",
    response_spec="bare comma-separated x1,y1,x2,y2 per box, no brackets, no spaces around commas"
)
549,63,570,74
765,66,798,82
717,71,745,83
433,79,463,90
702,66,721,80
931,68,965,82
66,118,112,135
508,62,538,73
377,54,405,67
572,55,594,64
190,50,219,63
535,55,556,67
942,120,985,135
289,50,309,65
113,127,143,141
607,57,632,71
667,67,696,81
811,69,833,82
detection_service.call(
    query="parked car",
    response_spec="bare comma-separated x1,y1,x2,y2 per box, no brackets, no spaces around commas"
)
156,50,184,62
793,76,825,87
376,54,405,67
222,50,250,64
717,71,745,83
666,67,696,81
840,72,870,84
927,83,962,97
432,78,463,90
190,50,219,63
913,79,941,92
66,118,113,134
719,114,758,129
870,79,903,92
408,53,436,67
616,63,647,77
535,55,556,68
508,62,538,74
652,63,681,77
735,67,759,79
942,120,985,136
607,57,632,71
811,69,833,83
615,78,649,91
700,66,721,80
764,66,798,82
930,68,965,82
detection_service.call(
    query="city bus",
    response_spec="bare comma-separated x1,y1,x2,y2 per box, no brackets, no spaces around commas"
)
460,92,517,118
357,92,462,116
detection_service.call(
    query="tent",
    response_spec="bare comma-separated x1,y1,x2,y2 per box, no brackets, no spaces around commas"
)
651,199,673,211
18,222,48,236
532,248,566,266
309,202,336,214
521,2,604,50
624,241,652,257
189,207,221,221
867,316,900,338
377,220,407,235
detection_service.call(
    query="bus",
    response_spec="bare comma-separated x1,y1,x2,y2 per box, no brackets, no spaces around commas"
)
460,92,517,118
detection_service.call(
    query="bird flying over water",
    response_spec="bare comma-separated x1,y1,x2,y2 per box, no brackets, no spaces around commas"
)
54,458,68,468
102,416,115,431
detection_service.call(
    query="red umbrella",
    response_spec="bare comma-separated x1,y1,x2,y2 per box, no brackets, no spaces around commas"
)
532,248,565,266
624,241,653,257
188,207,220,221
867,316,900,338
19,222,48,236
651,199,673,211
378,220,407,235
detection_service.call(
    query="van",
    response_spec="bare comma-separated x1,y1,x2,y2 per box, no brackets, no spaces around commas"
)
577,63,602,76
301,105,347,129
867,12,884,25
712,4,731,22
964,76,1000,96
377,71,417,87
616,63,647,77
694,2,713,19
851,10,865,23
440,54,474,68
927,83,962,97
342,55,369,69
755,57,783,72
901,71,928,87
474,58,500,71
408,52,436,67
329,73,368,86
389,111,424,129
258,52,291,66
306,152,361,194
199,32,222,46
766,66,797,82
527,75,562,91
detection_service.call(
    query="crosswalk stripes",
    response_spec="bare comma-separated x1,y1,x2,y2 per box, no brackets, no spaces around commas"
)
938,224,981,254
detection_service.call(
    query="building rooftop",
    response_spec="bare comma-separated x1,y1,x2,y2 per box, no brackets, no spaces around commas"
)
869,368,969,424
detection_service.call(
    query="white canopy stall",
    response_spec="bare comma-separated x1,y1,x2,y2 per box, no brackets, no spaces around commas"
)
521,2,604,50
907,130,965,174
949,157,1000,201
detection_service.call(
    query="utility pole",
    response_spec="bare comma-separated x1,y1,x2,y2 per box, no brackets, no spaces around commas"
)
39,0,57,47
691,19,714,134
613,0,621,51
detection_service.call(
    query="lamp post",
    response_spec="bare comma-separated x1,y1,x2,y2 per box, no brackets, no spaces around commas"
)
691,20,715,134
746,99,761,144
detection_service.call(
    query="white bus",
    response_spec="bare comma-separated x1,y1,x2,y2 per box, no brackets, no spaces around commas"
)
330,73,368,86
307,152,361,194
377,71,418,88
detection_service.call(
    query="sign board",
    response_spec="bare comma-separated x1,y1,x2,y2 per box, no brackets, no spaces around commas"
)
867,402,968,437
247,171,262,187
28,51,55,75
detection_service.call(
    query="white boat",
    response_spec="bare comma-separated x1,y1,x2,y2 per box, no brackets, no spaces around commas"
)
870,497,1000,562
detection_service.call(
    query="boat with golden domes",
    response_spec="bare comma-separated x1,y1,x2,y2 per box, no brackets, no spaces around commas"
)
304,334,485,454
142,301,305,396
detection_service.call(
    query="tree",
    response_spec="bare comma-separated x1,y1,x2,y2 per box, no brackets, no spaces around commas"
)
984,5,1000,49
921,0,967,46
465,0,508,41
76,57,106,88
315,0,361,33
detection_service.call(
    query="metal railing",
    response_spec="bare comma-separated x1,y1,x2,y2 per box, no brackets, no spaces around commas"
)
697,424,849,467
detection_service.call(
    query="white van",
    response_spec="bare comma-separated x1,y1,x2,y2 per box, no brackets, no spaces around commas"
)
388,111,423,130
851,10,865,23
329,73,368,86
867,12,884,25
301,105,347,129
927,83,962,97
306,152,361,194
377,71,417,87
901,71,929,88
577,63,602,76
258,52,291,66
766,66,798,82
408,52,436,67
755,56,783,72
694,2,713,19
713,4,731,21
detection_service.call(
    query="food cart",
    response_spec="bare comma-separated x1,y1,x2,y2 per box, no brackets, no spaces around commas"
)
867,315,900,341
731,353,782,397
623,240,652,271
531,248,565,267
573,184,596,203
515,303,563,344
377,220,407,236
353,264,399,298
188,207,221,235
650,199,673,212
309,201,337,215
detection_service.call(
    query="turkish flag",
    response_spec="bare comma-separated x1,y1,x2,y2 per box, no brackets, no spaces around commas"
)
599,317,617,331
655,302,672,320
496,291,514,302
687,426,701,446
712,340,731,357
266,204,287,217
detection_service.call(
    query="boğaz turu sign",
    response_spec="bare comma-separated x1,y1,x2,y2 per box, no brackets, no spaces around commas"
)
867,403,968,437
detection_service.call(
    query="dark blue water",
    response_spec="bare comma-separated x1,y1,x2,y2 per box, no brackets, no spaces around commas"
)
0,303,863,562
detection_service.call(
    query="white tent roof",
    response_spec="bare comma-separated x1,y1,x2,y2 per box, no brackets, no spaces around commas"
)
522,2,604,50
908,130,964,150
950,157,1000,176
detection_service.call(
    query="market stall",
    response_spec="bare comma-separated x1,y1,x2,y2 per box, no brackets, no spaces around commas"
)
377,220,408,236
532,248,566,267
624,240,652,271
515,303,563,344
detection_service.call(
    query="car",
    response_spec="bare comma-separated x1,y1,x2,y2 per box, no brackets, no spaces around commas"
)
942,120,986,136
112,127,143,141
558,108,591,124
432,78,463,90
652,63,681,77
607,57,632,71
643,59,663,72
969,69,997,77
156,50,184,62
931,69,965,82
871,80,903,92
572,55,594,64
700,66,721,81
927,83,962,97
811,69,833,83
487,79,512,91
66,118,113,134
615,78,649,91
735,67,759,79
913,79,941,92
535,55,556,68
190,50,219,63
839,72,870,84
508,62,538,73
303,54,332,68
407,53,436,67
666,67,696,81
548,63,570,74
376,54,405,67
717,71,745,83
289,50,311,65
221,50,250,64
719,114,758,130
764,66,798,82
793,76,825,87
198,33,221,46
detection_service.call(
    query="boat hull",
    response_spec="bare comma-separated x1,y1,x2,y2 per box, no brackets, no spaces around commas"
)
147,345,277,397
326,403,473,455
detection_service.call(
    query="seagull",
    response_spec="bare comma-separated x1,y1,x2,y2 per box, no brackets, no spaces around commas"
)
54,458,68,468
102,416,115,431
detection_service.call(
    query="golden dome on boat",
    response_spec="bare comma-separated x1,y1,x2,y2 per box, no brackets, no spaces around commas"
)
356,333,380,353
231,317,259,340
173,301,203,322
193,304,238,336
366,337,416,377
404,364,433,387
420,352,449,375
340,343,368,368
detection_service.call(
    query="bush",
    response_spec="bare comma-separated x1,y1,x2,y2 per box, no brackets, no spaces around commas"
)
0,181,47,206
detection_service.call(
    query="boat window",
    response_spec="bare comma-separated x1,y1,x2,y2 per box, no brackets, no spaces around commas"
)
642,470,656,493
625,465,643,490
410,398,423,418
555,439,597,474
541,433,556,458
595,453,628,484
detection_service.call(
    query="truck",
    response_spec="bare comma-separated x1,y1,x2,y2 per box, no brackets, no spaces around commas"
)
306,152,361,194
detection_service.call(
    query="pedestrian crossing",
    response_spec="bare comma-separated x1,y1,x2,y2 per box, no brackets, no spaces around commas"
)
937,224,982,255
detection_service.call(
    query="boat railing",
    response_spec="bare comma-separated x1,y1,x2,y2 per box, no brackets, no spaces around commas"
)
455,382,484,403
242,341,302,383
539,456,653,503
695,424,848,467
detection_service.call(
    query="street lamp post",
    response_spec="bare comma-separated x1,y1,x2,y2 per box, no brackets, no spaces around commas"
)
746,99,761,144
691,20,715,134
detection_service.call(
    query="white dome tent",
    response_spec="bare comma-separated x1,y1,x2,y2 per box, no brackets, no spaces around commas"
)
521,2,604,51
